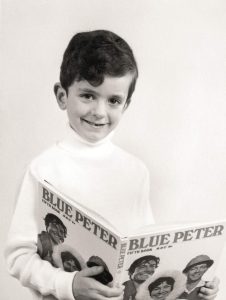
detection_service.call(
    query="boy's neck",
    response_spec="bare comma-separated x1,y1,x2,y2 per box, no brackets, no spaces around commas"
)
64,123,114,147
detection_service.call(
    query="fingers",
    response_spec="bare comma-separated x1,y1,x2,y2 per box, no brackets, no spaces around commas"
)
93,288,124,300
81,265,104,276
199,288,218,299
205,276,220,289
97,285,124,298
199,277,220,300
72,268,124,300
198,292,218,300
96,294,124,300
107,281,114,288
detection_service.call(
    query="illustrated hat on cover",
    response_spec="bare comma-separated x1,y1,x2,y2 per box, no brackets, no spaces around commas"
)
183,255,214,273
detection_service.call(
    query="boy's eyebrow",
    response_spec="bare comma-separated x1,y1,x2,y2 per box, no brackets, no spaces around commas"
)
78,88,99,95
78,88,125,98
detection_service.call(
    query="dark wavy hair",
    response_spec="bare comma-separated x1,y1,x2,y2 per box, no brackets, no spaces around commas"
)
148,277,175,295
44,213,67,237
61,251,82,271
60,30,138,106
128,255,160,276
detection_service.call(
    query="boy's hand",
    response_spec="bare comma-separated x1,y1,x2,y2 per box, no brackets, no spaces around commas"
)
199,277,219,300
72,266,124,300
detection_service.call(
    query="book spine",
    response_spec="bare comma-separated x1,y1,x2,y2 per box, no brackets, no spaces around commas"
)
114,238,129,287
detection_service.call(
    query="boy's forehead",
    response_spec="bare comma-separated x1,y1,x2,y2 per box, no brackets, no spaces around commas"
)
73,74,134,95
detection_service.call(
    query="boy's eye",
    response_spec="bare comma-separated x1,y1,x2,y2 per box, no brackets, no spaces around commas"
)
80,93,94,100
108,97,122,105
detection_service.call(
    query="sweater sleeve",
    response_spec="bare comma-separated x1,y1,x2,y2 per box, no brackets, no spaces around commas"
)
4,168,76,300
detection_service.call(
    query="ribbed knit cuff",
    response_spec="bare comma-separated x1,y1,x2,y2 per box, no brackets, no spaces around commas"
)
55,269,77,300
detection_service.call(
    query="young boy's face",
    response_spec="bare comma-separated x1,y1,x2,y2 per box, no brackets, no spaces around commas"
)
56,74,133,143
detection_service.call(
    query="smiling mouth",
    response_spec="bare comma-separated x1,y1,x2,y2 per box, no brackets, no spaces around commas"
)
140,271,153,275
82,119,108,128
156,294,168,299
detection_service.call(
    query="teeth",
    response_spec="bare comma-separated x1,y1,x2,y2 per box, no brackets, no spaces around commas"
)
93,123,103,126
84,120,105,127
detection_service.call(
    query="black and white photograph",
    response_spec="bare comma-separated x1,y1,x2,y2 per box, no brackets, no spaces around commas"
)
1,1,226,300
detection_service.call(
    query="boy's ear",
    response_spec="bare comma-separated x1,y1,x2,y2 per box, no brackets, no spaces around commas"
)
54,82,67,110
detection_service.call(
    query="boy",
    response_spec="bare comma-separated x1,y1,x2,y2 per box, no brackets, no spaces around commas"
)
5,30,219,300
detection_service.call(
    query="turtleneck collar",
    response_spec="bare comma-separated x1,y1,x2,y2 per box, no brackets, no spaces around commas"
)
57,123,114,158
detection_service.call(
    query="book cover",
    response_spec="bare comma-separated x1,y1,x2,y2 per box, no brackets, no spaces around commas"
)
36,179,226,300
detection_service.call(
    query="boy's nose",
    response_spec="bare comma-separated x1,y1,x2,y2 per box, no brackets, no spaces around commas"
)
91,100,106,117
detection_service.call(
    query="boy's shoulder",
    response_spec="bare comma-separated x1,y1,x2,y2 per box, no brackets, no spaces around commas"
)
27,140,149,180
31,144,60,164
29,143,63,179
112,143,149,175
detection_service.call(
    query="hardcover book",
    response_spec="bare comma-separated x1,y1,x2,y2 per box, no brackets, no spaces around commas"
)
36,179,226,300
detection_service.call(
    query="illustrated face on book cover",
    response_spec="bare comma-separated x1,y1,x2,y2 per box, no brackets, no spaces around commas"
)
132,259,157,282
149,280,173,300
61,251,82,272
63,258,78,272
186,263,209,282
56,74,133,143
183,255,214,285
47,220,66,244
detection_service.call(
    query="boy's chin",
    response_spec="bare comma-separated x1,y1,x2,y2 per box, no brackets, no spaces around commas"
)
81,130,112,143
83,134,108,143
70,124,112,143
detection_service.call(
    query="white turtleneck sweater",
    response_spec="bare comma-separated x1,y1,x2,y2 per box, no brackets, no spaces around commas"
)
5,126,154,300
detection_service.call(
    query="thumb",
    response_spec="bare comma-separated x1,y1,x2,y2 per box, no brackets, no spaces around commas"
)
212,276,220,284
205,276,220,289
80,266,104,277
